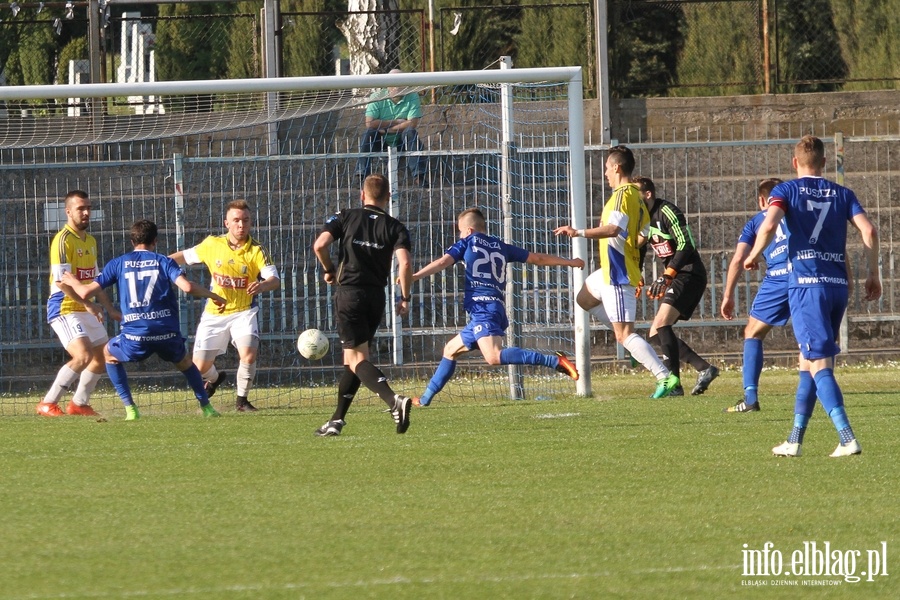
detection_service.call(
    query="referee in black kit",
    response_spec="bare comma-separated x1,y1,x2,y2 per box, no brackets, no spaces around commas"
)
312,173,414,437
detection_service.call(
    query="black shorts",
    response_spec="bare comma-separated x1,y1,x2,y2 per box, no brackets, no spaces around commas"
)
335,286,386,349
662,270,707,320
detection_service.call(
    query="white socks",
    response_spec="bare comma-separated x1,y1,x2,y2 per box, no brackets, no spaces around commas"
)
623,333,668,379
44,365,80,404
202,365,219,385
236,362,257,397
71,370,103,406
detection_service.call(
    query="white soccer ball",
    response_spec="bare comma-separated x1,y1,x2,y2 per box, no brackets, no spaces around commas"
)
297,328,329,360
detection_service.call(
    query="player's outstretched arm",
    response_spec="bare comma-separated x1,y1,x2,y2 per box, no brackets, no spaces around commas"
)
412,254,455,282
721,242,751,320
93,288,122,322
525,252,584,270
175,275,227,312
59,272,104,320
553,223,621,240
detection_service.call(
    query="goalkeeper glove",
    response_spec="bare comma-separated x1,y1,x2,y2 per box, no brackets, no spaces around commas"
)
647,269,677,299
635,277,644,298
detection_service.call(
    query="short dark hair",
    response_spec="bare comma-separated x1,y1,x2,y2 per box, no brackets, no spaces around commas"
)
758,178,783,199
608,145,635,176
131,219,158,247
633,176,655,195
64,190,89,207
363,174,390,203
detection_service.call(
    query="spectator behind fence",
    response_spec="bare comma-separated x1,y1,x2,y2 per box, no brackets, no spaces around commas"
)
355,69,429,187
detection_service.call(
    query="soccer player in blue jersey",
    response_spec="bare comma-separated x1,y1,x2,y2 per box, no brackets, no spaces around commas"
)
63,220,227,420
720,178,788,413
411,208,583,407
744,136,881,457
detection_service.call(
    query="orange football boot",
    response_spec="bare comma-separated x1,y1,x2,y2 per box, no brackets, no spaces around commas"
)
66,402,100,416
36,402,66,417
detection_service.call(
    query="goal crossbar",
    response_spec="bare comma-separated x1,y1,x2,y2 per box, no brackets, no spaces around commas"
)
0,68,583,101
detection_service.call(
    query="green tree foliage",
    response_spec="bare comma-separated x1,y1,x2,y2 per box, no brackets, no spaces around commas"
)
225,1,261,79
155,3,235,111
439,0,522,71
281,0,345,77
774,0,847,92
155,4,231,79
516,4,591,68
6,24,55,87
57,37,89,86
829,0,899,90
674,2,762,97
608,1,684,97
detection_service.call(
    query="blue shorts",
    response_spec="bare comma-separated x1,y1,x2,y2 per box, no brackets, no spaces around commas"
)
749,275,790,327
460,303,508,350
788,287,848,360
107,332,188,364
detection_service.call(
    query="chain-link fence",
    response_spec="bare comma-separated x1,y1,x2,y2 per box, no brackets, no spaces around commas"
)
0,2,899,99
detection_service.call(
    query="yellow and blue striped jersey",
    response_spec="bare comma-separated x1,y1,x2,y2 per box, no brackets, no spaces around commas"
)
598,182,647,287
47,224,99,321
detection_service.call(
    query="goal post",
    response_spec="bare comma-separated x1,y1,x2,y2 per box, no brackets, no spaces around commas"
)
0,66,592,414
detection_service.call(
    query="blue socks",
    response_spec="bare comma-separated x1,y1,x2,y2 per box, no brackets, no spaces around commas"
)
787,369,856,444
499,347,556,369
105,362,134,406
419,348,559,406
815,368,856,442
787,371,816,444
419,358,457,406
180,364,210,407
742,338,763,405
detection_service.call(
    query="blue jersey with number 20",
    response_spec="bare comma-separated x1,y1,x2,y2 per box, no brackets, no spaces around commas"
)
769,176,865,289
96,249,185,340
445,232,529,313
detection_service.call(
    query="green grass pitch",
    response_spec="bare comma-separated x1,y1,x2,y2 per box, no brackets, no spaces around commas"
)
1,367,897,599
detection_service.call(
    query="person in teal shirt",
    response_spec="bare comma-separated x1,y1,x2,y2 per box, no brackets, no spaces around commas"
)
356,69,428,186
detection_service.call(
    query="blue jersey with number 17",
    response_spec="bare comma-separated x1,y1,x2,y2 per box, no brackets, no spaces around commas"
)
769,176,865,289
95,249,186,340
445,232,529,312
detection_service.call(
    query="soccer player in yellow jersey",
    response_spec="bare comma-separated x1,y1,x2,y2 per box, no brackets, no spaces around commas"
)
39,190,120,417
170,199,280,412
554,146,679,399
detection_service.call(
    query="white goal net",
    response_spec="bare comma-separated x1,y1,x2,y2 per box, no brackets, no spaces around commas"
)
0,67,592,416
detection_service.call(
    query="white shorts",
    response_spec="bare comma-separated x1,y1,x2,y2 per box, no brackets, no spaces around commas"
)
192,307,260,356
50,313,109,348
583,270,637,323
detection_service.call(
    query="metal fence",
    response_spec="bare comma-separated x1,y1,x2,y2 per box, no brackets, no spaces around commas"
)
2,129,899,401
3,1,898,97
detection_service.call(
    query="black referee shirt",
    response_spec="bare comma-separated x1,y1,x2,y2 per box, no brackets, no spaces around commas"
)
321,204,412,288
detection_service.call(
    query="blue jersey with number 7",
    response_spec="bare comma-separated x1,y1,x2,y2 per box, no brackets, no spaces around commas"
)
769,176,865,289
445,232,529,313
95,249,186,339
